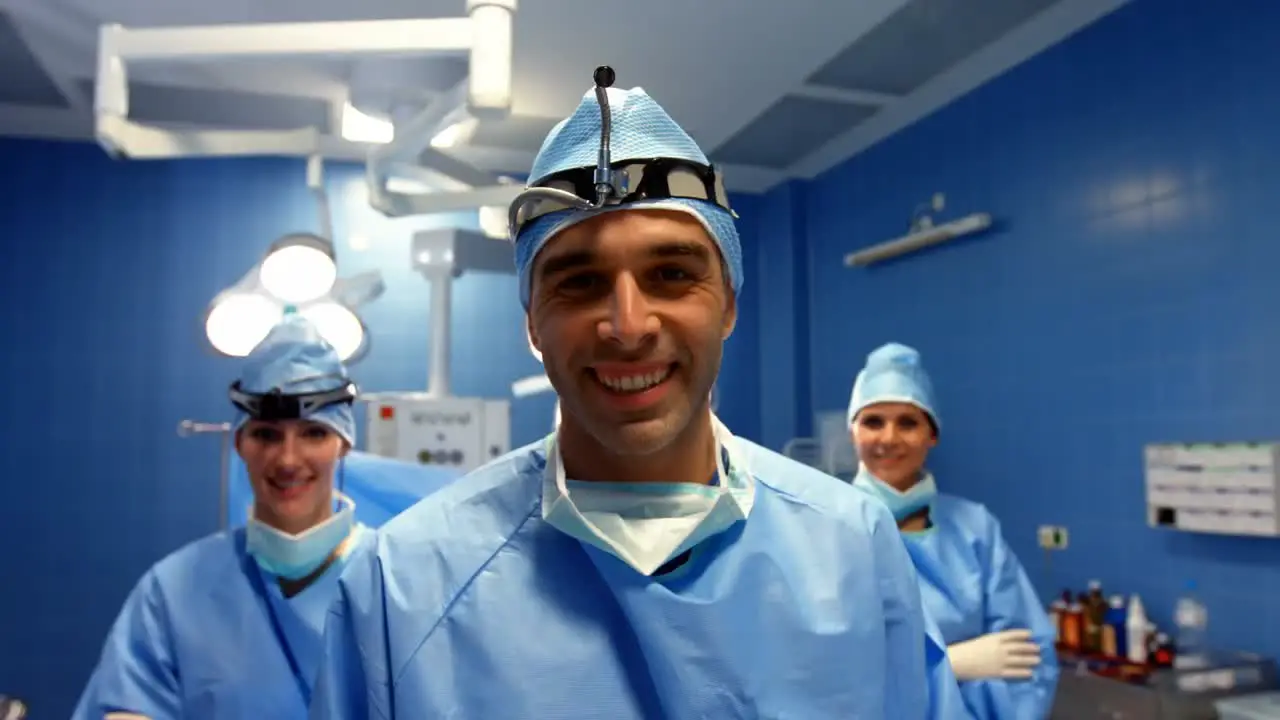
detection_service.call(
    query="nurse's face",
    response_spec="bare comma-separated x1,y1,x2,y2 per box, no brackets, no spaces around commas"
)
851,402,937,491
527,209,736,458
237,419,348,535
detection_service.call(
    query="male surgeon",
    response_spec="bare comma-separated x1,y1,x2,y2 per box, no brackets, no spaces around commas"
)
310,67,965,719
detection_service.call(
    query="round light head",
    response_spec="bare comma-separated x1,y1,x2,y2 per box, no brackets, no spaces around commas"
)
260,233,337,304
206,292,284,357
300,301,366,362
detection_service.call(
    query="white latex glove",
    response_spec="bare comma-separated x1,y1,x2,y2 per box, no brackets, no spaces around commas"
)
946,629,1042,681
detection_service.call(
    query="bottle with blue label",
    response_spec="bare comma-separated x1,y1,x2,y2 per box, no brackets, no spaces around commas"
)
1101,595,1127,658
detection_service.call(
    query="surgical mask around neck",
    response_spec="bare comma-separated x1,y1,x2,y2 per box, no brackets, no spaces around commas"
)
246,493,356,579
541,415,755,576
853,468,937,522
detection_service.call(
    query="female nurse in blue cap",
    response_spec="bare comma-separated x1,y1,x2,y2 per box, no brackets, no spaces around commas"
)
848,342,1060,719
73,315,374,720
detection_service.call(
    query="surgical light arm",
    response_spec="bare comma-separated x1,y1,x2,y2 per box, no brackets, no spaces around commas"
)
94,2,520,212
411,228,517,398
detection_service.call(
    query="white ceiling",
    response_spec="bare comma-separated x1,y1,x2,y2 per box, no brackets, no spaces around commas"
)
0,0,1129,194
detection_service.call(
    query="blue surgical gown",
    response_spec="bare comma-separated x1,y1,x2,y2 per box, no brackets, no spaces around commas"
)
73,526,375,720
310,438,969,719
904,494,1059,719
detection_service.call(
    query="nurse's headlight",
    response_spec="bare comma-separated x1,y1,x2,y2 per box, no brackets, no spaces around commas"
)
259,233,337,305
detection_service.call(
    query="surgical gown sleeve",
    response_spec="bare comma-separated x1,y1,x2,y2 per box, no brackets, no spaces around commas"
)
869,503,963,719
977,514,1059,718
923,606,979,719
310,550,390,720
72,571,181,720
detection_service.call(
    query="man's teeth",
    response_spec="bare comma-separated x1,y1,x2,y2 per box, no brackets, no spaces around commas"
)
270,478,304,489
598,367,671,393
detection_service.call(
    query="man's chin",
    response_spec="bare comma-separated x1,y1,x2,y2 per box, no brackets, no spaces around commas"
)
600,416,681,457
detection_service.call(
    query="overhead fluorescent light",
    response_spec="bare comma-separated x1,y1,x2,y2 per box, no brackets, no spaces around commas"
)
385,176,436,194
341,103,394,144
467,2,515,114
430,116,479,148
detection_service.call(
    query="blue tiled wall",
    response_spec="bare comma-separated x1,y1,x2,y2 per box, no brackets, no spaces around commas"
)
795,0,1280,659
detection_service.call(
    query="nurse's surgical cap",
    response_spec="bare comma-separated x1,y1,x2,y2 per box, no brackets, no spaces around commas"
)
847,342,940,430
232,314,356,445
512,86,742,308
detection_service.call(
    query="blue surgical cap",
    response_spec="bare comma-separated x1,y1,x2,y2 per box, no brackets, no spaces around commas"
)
514,86,743,307
847,342,940,430
233,315,356,445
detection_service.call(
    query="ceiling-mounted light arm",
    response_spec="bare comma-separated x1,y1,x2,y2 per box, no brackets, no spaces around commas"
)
844,212,993,267
330,270,386,310
371,182,526,219
412,234,457,399
411,227,517,397
369,80,468,174
307,155,334,242
366,0,519,219
93,15,491,161
465,0,517,119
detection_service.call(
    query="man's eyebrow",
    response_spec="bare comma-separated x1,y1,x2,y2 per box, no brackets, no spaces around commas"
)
537,240,712,280
538,250,595,280
649,241,713,261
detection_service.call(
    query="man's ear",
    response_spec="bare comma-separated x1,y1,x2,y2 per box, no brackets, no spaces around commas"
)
721,291,737,340
526,314,543,361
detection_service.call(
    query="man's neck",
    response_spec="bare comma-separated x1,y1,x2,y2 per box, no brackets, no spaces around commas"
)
558,411,718,484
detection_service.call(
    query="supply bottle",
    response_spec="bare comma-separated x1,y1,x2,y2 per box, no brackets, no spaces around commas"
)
1083,580,1106,653
1062,598,1083,651
1125,594,1148,664
1049,594,1067,647
1173,580,1209,669
1101,595,1126,658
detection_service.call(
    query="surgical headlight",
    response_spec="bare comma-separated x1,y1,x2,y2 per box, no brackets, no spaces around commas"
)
229,380,358,422
505,66,735,242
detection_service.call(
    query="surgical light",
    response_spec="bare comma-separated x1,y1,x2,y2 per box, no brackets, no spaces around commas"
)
205,292,284,357
299,301,365,361
259,233,338,304
205,247,384,362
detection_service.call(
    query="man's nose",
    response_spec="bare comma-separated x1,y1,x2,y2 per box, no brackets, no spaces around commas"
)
598,274,659,348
